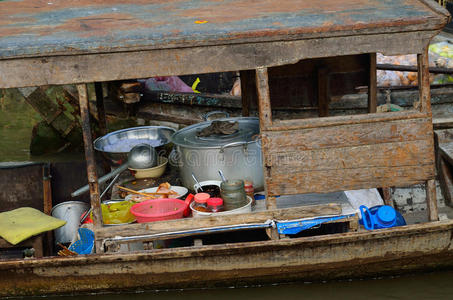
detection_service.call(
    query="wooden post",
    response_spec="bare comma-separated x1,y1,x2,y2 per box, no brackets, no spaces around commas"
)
368,53,377,113
94,82,107,135
255,67,272,130
42,163,53,256
317,67,329,117
240,70,256,117
381,187,394,207
438,158,453,207
417,48,431,113
77,84,102,247
255,67,277,210
426,179,438,221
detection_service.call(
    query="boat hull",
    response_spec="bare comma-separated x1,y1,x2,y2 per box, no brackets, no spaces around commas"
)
1,221,453,297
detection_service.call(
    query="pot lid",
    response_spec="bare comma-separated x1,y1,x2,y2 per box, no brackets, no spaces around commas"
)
171,117,260,148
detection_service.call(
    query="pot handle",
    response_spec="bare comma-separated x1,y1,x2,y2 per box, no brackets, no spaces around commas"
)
202,111,230,121
168,148,182,167
219,141,248,153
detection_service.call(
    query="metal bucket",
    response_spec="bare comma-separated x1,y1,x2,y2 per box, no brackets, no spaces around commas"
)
51,201,89,244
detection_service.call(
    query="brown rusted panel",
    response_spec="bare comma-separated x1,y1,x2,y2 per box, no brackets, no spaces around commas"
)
0,163,44,212
1,221,453,297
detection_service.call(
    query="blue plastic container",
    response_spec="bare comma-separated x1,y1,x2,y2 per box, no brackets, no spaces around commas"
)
68,228,94,255
359,205,406,230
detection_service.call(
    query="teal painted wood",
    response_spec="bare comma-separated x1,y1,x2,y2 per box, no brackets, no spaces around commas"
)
0,0,448,59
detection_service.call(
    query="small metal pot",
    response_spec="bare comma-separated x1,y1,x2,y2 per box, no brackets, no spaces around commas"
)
171,114,264,191
51,201,89,244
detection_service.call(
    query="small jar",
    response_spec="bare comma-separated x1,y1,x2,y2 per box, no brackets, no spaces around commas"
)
193,193,210,212
220,179,247,211
207,198,224,213
244,180,255,207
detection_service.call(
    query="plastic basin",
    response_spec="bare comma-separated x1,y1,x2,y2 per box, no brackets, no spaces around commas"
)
130,198,187,223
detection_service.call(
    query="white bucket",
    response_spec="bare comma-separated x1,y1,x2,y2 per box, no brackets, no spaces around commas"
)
190,196,253,217
51,201,89,244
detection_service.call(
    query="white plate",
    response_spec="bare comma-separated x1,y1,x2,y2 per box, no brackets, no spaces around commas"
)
125,186,188,200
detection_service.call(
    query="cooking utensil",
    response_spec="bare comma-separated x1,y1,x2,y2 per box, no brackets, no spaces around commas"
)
93,126,176,166
71,144,157,197
117,186,157,198
79,172,121,225
218,170,227,182
171,114,264,191
191,173,204,191
125,186,188,200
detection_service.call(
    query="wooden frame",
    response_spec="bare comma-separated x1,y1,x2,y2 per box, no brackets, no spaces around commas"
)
0,0,447,253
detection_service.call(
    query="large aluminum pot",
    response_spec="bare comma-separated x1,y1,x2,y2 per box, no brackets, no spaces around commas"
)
93,126,176,166
171,115,264,191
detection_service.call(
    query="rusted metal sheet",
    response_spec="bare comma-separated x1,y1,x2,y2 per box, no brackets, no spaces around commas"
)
0,0,448,60
1,221,453,297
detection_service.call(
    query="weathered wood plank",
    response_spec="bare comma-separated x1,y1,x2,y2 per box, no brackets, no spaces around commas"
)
426,179,438,221
266,165,435,196
268,110,428,131
267,140,434,173
418,47,432,112
439,142,453,167
95,204,341,240
263,117,433,153
0,31,436,89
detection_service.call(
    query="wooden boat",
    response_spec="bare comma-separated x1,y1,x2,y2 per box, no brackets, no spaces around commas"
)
0,0,452,297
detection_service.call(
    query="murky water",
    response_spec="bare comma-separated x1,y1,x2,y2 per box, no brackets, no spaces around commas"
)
39,271,453,300
0,89,42,161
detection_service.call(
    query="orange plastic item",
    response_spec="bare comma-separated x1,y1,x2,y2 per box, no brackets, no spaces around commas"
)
183,194,195,217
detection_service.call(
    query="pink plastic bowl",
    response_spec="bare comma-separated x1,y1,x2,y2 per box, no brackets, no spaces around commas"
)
130,198,187,223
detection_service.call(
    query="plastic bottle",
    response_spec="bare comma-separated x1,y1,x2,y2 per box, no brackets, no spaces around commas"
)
193,193,210,212
359,205,406,230
244,180,255,207
207,198,224,213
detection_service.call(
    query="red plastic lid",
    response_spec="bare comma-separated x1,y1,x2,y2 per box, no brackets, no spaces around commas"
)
194,193,210,203
207,197,223,206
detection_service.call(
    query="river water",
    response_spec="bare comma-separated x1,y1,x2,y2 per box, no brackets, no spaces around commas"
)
40,271,453,300
2,91,453,299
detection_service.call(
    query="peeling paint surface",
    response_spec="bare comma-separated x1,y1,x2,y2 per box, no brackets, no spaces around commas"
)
0,0,445,59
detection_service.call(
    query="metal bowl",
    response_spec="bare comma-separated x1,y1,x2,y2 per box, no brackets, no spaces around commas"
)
93,126,176,166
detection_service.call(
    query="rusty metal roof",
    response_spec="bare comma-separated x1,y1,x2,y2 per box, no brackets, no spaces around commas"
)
0,0,449,59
